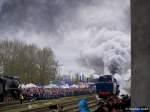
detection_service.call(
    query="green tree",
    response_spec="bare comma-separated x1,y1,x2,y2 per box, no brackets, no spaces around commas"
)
0,40,57,84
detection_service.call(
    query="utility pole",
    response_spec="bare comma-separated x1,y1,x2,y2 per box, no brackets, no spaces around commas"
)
56,60,63,80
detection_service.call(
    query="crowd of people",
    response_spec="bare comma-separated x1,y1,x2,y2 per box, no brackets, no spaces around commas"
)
94,95,131,112
79,95,131,112
21,87,95,101
78,95,149,112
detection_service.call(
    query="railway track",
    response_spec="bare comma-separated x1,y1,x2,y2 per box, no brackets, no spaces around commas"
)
0,101,19,107
0,100,50,112
26,100,98,112
22,97,97,112
0,94,97,112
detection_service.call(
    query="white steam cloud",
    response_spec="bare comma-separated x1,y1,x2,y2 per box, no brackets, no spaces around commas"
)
80,28,130,73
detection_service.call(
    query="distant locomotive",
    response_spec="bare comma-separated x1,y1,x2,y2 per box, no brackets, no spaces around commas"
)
95,75,119,98
0,75,20,102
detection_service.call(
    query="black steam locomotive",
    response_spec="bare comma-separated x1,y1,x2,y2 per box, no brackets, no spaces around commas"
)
0,75,20,102
96,75,120,98
95,75,131,112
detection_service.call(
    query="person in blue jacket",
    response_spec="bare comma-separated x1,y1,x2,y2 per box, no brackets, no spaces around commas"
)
79,99,91,112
